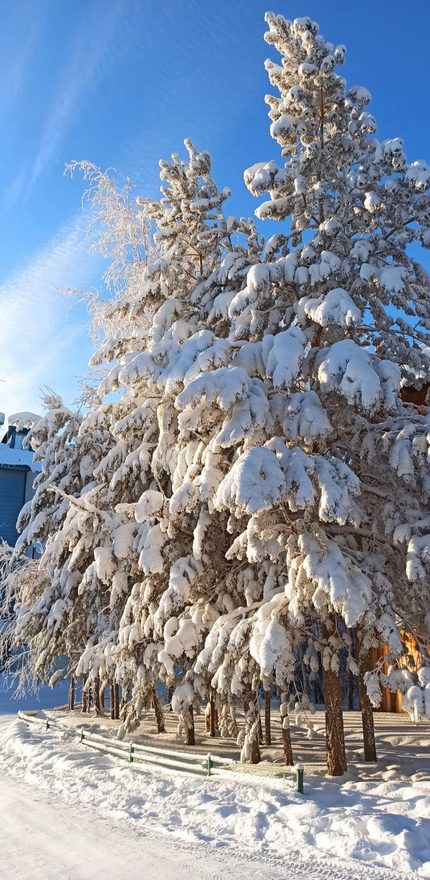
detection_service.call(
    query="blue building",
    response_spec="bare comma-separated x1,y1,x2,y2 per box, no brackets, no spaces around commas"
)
0,414,39,547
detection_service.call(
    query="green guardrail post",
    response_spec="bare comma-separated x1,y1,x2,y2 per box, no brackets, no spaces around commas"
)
129,742,134,763
206,754,213,777
295,762,304,794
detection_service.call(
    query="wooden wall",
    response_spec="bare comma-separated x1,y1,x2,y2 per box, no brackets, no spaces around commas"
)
369,631,430,713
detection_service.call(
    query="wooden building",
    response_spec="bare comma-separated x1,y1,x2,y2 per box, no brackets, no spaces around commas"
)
369,631,430,713
0,416,39,547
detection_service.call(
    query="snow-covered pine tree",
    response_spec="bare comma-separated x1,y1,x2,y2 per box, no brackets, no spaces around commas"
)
14,391,87,556
239,12,430,771
130,197,265,743
149,13,430,773
74,141,259,737
0,144,257,732
4,15,430,775
0,161,156,704
0,391,109,691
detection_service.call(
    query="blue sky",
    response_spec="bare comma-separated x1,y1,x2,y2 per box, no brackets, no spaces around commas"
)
0,0,429,420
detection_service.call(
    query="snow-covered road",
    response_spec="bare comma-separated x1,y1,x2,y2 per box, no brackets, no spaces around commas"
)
1,770,403,880
2,770,285,880
0,714,414,880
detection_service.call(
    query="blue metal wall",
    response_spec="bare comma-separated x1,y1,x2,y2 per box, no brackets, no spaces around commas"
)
0,467,27,545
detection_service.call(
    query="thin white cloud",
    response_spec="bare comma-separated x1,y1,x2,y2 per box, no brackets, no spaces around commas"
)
0,2,44,116
0,213,98,420
25,0,132,198
2,168,28,213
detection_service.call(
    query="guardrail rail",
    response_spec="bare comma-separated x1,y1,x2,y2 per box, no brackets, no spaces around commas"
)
17,711,234,778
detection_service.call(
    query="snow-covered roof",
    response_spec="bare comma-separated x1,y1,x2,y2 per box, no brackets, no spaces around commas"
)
0,444,40,470
8,411,41,429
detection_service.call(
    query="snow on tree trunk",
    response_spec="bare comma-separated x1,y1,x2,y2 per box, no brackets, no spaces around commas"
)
358,664,377,762
172,683,196,745
218,701,238,738
229,702,239,739
279,692,293,765
82,683,88,714
167,685,174,712
241,691,261,764
120,690,127,714
152,687,166,733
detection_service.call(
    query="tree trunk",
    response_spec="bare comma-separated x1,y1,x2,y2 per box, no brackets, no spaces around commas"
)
347,668,354,711
257,711,263,745
186,705,195,746
282,721,294,766
209,691,217,737
301,660,309,699
356,634,377,762
347,628,356,711
152,687,166,733
82,686,88,714
94,675,102,716
280,690,294,765
323,662,347,776
100,688,105,710
120,691,127,714
228,700,239,737
110,683,120,720
315,662,325,705
242,691,260,764
167,684,174,711
68,676,75,711
264,689,272,746
358,670,377,762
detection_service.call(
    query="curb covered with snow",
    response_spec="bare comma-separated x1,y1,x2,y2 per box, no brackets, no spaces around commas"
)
0,716,429,877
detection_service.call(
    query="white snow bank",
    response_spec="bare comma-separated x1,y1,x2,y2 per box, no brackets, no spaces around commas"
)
0,717,429,877
0,769,293,880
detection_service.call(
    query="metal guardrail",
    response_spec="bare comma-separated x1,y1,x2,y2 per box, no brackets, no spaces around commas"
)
17,711,234,778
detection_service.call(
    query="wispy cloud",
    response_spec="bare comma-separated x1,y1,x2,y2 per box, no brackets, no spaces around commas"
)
0,213,99,419
121,0,262,193
0,35,38,116
23,0,132,199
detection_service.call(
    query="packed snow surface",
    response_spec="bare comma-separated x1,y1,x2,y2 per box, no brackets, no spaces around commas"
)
0,759,400,880
0,713,429,878
0,740,284,880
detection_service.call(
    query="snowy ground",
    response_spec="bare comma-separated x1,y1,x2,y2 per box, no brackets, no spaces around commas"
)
0,755,286,880
0,709,429,878
0,750,399,880
37,698,430,782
